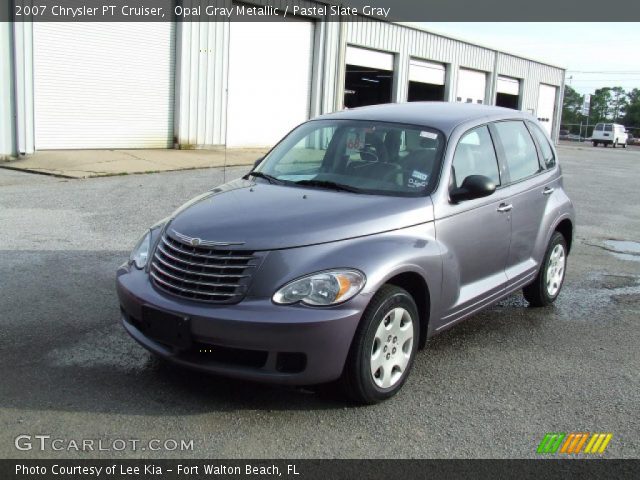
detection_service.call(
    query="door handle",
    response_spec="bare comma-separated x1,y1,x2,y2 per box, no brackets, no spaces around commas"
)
543,187,555,195
497,203,513,213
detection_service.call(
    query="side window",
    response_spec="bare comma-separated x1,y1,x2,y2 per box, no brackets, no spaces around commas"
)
594,124,604,132
494,121,541,183
528,123,556,168
451,126,500,189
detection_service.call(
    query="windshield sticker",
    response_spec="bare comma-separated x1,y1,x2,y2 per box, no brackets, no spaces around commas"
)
420,131,438,139
408,170,429,189
411,170,428,181
408,178,427,188
346,131,365,155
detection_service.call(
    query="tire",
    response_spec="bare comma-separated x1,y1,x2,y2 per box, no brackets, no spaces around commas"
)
613,139,618,148
623,143,627,149
592,141,598,147
523,231,568,307
341,284,420,404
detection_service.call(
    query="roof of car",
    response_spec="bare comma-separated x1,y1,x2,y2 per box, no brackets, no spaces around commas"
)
314,102,534,135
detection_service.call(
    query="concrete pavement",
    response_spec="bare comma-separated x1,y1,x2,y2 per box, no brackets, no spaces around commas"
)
0,147,268,179
0,146,638,459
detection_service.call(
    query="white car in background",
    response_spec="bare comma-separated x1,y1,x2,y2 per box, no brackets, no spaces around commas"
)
592,123,628,148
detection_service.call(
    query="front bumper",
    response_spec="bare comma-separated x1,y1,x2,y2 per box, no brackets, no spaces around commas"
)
116,264,365,385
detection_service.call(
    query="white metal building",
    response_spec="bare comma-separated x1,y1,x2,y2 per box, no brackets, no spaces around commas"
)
0,8,565,158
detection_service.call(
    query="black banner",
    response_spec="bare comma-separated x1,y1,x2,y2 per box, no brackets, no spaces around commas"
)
4,0,640,22
3,459,640,480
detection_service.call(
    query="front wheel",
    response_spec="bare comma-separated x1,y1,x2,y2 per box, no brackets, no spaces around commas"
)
523,231,568,307
341,285,419,404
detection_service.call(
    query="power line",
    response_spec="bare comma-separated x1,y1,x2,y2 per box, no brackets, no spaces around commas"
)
567,70,640,74
569,79,640,82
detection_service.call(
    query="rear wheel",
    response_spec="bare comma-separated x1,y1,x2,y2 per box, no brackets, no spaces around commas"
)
523,231,567,307
613,139,618,148
341,285,419,404
592,141,598,147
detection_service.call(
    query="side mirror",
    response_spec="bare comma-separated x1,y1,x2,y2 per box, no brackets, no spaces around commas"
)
450,175,496,203
253,157,263,169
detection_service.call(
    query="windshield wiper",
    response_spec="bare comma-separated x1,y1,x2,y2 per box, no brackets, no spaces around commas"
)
242,171,283,185
294,179,362,193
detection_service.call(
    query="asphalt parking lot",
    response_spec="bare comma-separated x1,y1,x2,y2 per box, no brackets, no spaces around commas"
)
1,144,638,459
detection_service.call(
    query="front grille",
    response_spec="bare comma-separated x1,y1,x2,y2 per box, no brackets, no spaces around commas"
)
150,233,257,303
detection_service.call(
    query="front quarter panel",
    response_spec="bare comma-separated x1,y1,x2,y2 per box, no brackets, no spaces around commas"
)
247,222,443,330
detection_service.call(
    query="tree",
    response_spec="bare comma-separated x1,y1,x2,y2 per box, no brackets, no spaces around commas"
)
561,85,584,126
623,88,640,128
610,87,628,123
590,87,612,122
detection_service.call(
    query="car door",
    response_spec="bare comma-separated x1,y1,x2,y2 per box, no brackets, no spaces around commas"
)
433,125,511,331
491,120,557,289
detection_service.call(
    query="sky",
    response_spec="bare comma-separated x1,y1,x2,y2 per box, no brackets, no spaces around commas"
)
414,23,640,96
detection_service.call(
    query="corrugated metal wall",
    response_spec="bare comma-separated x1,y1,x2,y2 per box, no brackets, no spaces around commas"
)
173,0,343,147
344,20,565,140
0,22,15,158
7,11,565,154
174,21,229,147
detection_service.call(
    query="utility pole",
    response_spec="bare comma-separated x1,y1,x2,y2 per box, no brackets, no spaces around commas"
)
582,94,591,142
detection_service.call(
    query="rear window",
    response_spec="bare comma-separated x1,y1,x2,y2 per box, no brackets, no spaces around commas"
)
604,124,613,132
493,121,541,183
595,124,604,131
529,123,556,169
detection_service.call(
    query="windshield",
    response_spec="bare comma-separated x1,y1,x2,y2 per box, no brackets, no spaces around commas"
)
254,120,446,196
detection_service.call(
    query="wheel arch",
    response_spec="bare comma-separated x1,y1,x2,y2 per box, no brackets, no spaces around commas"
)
383,271,431,350
555,218,573,253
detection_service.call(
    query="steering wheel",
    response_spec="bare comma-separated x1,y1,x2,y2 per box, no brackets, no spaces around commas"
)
358,146,379,162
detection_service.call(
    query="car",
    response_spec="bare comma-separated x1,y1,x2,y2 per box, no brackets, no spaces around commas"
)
592,123,628,147
117,103,575,404
559,129,570,140
627,133,639,146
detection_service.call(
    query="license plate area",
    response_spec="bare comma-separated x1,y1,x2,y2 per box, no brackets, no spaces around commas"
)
141,306,192,351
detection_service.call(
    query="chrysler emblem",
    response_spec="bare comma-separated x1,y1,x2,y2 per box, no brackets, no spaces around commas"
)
171,229,245,247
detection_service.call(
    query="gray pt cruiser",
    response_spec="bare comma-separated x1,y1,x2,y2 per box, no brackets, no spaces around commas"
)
117,103,575,403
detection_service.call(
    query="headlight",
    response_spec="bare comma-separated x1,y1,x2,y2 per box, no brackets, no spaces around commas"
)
129,218,169,269
130,230,151,269
273,269,366,306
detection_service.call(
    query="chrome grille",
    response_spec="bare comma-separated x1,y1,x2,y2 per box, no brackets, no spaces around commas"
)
150,233,257,303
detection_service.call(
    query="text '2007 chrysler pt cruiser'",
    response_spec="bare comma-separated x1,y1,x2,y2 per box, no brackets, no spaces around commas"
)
117,103,575,404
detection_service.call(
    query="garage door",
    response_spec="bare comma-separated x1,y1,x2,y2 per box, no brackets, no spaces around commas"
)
498,76,520,96
537,84,557,136
408,59,446,102
33,23,175,150
496,76,520,110
344,46,394,108
456,68,487,105
226,20,314,148
409,59,445,86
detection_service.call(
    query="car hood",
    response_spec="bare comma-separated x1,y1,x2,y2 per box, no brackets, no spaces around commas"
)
167,178,434,251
